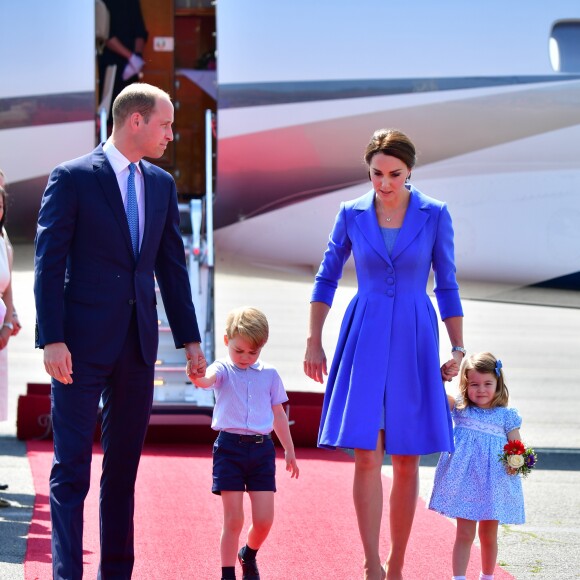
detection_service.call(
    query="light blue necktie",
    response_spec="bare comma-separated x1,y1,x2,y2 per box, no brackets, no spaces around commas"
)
126,163,139,258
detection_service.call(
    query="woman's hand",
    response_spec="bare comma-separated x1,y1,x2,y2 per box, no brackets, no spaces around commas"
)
304,340,327,384
451,350,465,366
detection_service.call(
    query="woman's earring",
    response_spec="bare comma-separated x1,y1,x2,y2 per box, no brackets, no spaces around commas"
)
406,173,411,182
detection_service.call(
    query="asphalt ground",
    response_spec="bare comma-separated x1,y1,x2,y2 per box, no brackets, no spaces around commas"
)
1,244,579,579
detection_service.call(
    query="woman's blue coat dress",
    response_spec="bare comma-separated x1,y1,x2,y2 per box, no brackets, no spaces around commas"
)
312,186,463,455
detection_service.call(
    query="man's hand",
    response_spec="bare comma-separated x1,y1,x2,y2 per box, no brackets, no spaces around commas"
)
184,342,206,379
186,357,206,379
44,342,73,384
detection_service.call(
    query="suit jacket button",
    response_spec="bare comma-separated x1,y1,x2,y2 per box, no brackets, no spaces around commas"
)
128,299,135,305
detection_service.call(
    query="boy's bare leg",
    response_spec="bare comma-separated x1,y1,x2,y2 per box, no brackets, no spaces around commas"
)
221,491,245,566
247,491,275,549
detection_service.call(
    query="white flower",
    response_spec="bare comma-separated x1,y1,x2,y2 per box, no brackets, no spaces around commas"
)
508,454,525,469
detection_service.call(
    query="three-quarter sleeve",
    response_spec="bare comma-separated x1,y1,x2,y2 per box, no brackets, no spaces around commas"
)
432,202,463,320
310,203,352,307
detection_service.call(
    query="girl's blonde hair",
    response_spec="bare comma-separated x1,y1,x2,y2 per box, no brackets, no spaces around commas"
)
225,306,269,349
457,351,509,409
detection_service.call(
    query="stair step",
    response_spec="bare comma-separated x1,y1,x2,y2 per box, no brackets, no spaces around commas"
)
155,365,187,373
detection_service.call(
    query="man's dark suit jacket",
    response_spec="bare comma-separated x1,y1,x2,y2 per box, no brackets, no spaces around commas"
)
34,144,201,365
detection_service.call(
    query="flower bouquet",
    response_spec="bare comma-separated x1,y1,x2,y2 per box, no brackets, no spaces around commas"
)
499,440,538,477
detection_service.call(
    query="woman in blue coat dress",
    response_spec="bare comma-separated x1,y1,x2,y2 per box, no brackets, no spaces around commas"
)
304,129,465,580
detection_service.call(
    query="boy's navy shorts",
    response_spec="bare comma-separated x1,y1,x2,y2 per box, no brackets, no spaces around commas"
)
212,431,276,495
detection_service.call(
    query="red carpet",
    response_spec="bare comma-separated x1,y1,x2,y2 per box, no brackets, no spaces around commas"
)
25,441,515,579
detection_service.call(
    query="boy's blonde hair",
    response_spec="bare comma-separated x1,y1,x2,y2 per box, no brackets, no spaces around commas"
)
457,351,509,409
225,306,269,349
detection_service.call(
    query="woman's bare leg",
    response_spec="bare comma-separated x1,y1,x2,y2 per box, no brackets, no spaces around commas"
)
384,454,420,579
353,431,386,580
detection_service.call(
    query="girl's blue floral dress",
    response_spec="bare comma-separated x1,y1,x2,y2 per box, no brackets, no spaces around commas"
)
428,401,525,524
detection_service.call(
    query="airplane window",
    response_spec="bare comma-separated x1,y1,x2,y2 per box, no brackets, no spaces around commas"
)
550,21,580,72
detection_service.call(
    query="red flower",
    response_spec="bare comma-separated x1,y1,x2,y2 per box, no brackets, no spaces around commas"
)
499,440,538,478
504,440,525,455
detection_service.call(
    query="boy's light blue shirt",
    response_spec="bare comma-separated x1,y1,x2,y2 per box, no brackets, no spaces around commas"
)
208,357,288,435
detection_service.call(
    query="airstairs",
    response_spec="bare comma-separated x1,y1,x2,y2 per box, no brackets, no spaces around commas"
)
150,110,216,425
97,108,217,425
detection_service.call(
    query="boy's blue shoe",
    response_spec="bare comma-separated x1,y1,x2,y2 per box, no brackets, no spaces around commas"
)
238,547,260,580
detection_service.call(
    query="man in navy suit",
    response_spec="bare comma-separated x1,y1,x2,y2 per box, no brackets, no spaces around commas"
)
34,83,206,580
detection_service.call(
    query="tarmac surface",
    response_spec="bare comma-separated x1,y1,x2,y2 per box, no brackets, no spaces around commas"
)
1,244,579,579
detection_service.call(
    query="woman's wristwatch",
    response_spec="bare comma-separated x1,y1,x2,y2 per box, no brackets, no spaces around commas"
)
451,346,466,356
2,322,14,331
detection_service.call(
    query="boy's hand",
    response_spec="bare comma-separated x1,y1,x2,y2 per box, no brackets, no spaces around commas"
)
186,357,206,379
441,358,459,382
284,450,299,479
184,342,206,379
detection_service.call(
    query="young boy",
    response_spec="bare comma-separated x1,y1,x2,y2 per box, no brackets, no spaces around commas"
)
187,306,299,580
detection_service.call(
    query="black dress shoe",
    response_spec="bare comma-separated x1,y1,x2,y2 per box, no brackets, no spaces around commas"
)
238,548,260,580
0,483,8,490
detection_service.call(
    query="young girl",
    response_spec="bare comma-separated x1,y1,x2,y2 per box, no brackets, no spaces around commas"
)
429,352,525,580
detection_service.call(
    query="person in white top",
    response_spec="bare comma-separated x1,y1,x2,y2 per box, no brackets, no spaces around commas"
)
0,182,14,507
0,169,20,338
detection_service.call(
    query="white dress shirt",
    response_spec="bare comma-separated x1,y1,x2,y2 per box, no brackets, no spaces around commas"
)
103,140,145,249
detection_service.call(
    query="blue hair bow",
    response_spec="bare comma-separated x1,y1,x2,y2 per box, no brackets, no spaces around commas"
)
495,359,503,377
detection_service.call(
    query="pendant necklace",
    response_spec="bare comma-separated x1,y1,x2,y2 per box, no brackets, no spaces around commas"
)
376,194,398,223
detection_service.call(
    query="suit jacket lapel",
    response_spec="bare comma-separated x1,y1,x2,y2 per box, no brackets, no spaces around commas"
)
390,187,429,261
140,162,158,259
354,190,392,265
93,145,135,260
